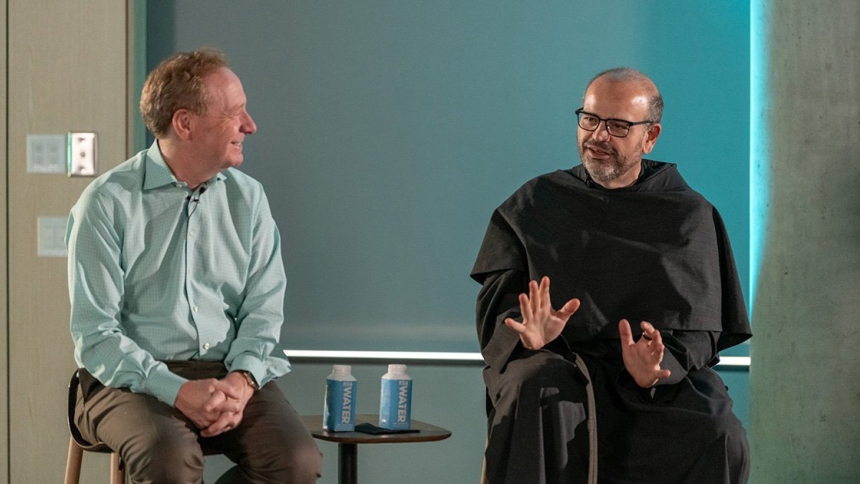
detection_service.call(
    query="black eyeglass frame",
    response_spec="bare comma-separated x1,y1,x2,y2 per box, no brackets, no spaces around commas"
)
575,108,654,138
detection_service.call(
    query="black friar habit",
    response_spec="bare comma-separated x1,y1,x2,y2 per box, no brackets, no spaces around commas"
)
471,160,752,484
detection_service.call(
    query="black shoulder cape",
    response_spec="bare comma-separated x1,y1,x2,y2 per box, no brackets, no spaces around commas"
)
471,161,752,351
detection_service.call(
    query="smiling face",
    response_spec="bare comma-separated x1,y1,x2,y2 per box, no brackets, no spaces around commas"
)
189,67,257,172
577,75,661,189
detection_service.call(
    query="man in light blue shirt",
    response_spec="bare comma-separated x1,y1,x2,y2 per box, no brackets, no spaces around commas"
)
67,48,321,483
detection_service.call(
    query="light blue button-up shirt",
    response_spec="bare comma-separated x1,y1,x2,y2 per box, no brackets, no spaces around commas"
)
67,141,290,405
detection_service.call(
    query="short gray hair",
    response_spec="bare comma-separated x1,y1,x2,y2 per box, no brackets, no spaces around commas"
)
586,67,663,123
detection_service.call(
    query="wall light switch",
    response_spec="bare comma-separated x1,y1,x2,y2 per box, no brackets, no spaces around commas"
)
37,216,68,257
26,134,67,173
68,132,97,177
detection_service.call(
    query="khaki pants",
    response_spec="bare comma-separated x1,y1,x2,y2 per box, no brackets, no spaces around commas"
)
75,361,322,484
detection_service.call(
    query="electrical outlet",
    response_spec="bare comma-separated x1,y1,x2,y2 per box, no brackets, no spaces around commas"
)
68,132,97,177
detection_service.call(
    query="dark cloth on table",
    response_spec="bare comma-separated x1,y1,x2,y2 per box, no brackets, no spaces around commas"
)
471,160,752,483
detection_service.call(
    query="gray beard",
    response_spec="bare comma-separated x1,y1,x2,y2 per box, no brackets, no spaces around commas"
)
583,158,623,182
579,140,643,184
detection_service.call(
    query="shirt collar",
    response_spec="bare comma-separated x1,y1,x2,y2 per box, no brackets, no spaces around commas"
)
143,140,227,190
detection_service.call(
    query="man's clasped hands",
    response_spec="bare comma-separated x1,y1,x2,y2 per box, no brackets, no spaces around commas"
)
174,371,255,437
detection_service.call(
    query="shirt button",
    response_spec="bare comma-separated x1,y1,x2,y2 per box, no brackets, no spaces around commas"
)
192,306,199,312
203,343,210,350
189,229,196,237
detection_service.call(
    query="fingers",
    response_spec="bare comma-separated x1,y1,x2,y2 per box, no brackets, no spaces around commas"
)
649,330,664,348
213,397,242,414
640,321,657,340
618,320,671,388
557,298,581,320
620,320,662,346
638,322,664,355
203,380,243,412
213,379,243,401
504,288,538,334
504,317,526,334
641,322,665,352
618,319,634,345
202,387,242,414
518,292,533,321
515,278,544,323
203,390,227,413
538,276,550,310
511,276,578,331
200,411,242,438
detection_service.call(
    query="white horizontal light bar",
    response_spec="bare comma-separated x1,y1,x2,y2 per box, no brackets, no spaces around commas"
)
284,350,750,367
284,350,484,362
718,356,751,367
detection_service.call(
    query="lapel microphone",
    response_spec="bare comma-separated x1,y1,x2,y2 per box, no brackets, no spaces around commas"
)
186,186,208,202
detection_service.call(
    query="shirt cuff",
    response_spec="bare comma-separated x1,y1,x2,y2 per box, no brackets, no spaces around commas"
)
143,365,188,405
229,353,269,388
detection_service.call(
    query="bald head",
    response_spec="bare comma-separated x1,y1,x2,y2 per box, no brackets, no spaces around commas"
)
586,68,663,123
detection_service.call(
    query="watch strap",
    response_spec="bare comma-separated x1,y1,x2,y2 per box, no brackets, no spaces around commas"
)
236,370,259,391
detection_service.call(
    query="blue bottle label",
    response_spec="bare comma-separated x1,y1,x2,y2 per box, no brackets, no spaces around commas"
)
323,379,356,432
379,378,412,430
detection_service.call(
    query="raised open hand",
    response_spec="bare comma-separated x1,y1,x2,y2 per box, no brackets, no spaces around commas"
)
504,276,580,350
619,319,672,388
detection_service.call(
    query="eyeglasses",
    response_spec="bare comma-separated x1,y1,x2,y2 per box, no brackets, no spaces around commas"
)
575,108,653,138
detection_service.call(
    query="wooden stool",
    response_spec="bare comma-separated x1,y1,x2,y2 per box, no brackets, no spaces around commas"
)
63,370,125,484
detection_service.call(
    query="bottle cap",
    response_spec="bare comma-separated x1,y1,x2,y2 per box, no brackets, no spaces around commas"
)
388,364,407,373
332,364,352,373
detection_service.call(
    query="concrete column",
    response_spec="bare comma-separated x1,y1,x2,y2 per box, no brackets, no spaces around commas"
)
750,1,860,482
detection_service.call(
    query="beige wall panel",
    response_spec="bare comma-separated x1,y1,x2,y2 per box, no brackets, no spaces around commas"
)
8,1,129,482
0,1,8,482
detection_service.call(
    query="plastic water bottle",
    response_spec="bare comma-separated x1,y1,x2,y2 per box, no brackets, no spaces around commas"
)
378,364,412,430
323,365,357,432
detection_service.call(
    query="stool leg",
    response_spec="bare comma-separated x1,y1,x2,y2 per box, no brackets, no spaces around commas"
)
64,437,83,484
109,452,125,484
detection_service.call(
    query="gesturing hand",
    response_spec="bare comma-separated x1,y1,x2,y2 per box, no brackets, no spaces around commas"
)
504,276,580,350
619,319,672,388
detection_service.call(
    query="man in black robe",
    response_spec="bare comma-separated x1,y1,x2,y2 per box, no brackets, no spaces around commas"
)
471,68,752,483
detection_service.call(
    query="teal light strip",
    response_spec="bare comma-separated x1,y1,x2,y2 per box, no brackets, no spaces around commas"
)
750,0,769,312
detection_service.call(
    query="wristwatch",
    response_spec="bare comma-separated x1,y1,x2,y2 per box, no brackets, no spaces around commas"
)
236,370,259,391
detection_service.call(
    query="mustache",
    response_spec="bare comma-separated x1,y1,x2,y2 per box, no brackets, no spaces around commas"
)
582,140,615,155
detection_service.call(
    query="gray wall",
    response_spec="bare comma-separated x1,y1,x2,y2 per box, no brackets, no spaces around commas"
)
146,2,752,482
749,1,860,482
